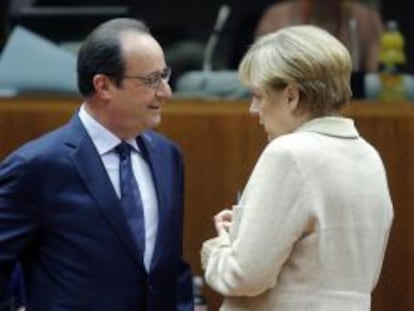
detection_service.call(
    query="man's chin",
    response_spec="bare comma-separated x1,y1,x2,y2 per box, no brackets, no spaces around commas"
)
148,116,162,129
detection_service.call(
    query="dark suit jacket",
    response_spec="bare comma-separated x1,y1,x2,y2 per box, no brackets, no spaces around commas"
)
0,114,193,310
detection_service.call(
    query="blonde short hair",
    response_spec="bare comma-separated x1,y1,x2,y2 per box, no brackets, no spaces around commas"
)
239,25,352,115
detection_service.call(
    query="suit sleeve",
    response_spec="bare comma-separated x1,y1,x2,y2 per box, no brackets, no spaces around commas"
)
0,153,38,309
176,259,193,311
201,143,311,297
174,148,193,311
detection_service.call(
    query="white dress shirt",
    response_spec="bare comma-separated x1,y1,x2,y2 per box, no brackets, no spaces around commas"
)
79,105,158,272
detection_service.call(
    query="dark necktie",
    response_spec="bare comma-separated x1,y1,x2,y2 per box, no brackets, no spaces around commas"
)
115,141,146,259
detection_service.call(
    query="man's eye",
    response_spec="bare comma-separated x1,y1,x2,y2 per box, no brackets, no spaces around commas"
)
147,74,160,84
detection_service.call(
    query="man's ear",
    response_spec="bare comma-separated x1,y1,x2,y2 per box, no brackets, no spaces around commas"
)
284,83,300,112
92,74,114,101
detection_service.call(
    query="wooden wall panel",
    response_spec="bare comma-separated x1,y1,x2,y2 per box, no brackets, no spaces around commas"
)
1,97,413,310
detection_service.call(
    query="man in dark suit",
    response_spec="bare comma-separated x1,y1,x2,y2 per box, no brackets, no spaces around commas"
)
0,18,193,310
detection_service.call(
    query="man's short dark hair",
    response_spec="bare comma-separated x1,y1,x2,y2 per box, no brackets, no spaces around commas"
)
77,18,150,97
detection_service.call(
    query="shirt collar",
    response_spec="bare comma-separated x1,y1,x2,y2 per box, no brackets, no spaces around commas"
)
79,104,140,155
295,116,359,138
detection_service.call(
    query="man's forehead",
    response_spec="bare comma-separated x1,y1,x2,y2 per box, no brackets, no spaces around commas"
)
120,31,161,55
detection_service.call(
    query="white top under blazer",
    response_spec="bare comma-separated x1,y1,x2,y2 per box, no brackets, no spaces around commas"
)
202,116,393,311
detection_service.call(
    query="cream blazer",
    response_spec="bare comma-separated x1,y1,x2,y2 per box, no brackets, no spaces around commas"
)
201,117,393,311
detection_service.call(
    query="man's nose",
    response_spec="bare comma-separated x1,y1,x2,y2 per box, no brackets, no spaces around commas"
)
156,80,172,99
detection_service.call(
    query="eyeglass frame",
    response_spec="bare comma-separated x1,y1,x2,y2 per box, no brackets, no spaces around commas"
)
121,67,172,90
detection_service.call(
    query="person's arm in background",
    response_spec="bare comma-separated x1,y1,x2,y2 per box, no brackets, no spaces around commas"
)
354,2,384,72
255,2,293,37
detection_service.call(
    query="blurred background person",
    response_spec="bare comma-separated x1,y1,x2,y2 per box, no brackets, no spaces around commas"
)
255,0,383,72
201,25,393,310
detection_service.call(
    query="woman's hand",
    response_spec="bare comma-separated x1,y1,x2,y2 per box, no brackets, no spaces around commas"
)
214,209,233,236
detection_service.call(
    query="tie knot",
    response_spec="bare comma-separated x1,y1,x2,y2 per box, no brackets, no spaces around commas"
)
115,141,131,160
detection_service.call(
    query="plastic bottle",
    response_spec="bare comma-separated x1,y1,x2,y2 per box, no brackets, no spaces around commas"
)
378,20,406,101
193,276,208,311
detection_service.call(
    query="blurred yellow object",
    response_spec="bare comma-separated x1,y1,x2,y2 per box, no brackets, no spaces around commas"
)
378,21,407,101
378,73,405,101
379,20,406,67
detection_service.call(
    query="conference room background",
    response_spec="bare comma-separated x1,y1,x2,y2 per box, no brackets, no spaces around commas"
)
0,0,412,74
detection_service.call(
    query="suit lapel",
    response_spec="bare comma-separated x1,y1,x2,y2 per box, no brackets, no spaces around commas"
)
64,115,142,264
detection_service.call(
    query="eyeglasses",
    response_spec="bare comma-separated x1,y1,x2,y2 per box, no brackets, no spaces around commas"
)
122,67,172,89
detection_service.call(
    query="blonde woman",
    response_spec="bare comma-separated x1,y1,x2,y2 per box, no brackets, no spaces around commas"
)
201,25,393,310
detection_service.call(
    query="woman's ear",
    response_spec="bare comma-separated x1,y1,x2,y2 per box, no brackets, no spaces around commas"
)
92,74,113,101
284,84,300,112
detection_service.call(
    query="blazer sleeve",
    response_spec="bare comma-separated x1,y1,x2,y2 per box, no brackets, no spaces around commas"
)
173,148,193,311
0,153,38,306
201,143,311,297
176,260,193,311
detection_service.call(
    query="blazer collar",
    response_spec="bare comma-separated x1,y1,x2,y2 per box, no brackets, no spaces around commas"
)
65,114,171,272
296,116,359,138
64,114,146,267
